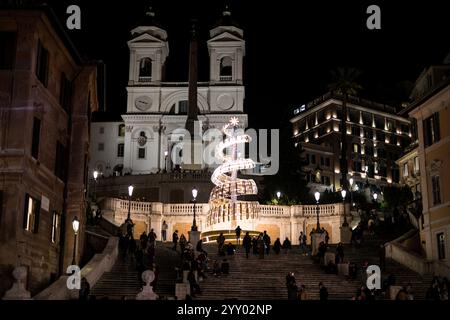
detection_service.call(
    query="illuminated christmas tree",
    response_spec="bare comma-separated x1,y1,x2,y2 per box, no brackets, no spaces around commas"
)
208,117,259,229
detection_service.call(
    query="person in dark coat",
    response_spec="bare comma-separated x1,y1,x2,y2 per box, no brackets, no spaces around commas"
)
226,242,235,255
79,277,90,300
235,226,242,246
221,259,230,274
196,239,207,256
187,270,201,297
243,232,252,258
319,282,328,301
139,231,148,249
257,233,265,259
172,230,179,251
273,238,282,254
252,236,258,255
263,231,271,255
282,237,292,254
286,272,297,300
217,233,225,254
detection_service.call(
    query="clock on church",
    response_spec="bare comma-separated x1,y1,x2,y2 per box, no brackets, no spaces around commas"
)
135,95,152,111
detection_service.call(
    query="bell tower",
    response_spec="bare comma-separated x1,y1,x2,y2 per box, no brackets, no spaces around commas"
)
207,5,245,85
127,6,169,86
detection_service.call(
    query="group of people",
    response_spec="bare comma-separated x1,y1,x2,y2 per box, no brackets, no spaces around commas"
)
286,272,328,300
425,276,449,300
240,230,294,259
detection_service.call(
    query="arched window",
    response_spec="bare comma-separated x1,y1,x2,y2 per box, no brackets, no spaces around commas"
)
139,58,152,81
118,124,125,137
219,56,232,81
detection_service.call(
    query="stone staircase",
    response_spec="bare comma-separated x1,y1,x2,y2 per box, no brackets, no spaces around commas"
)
328,228,433,299
196,245,361,300
90,242,181,299
195,226,432,300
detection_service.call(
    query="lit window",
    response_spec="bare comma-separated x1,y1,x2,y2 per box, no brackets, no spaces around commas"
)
403,163,409,177
414,157,420,173
23,194,40,233
51,211,59,243
118,124,125,137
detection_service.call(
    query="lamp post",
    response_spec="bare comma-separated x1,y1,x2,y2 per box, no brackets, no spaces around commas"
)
314,191,321,231
71,216,79,265
191,187,198,231
164,150,168,172
276,191,281,203
127,185,134,220
341,189,348,226
93,170,98,201
349,177,354,208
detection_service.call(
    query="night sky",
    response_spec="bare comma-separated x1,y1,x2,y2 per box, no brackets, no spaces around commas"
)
47,0,450,129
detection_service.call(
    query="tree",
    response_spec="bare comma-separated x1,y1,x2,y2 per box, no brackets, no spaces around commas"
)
261,127,309,204
382,185,413,211
328,67,362,191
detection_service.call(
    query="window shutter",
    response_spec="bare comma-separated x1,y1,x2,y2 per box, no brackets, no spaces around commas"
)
433,112,440,142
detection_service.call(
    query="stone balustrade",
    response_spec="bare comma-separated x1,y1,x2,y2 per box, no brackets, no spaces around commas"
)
299,204,341,217
259,205,290,216
102,198,343,219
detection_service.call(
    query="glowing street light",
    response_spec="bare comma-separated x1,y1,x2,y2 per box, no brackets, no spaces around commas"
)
191,187,198,231
71,216,79,265
93,171,99,201
341,189,348,226
127,185,134,220
276,191,281,200
314,191,321,231
164,150,169,172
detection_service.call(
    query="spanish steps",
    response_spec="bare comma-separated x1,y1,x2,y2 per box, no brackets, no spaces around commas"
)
90,223,432,300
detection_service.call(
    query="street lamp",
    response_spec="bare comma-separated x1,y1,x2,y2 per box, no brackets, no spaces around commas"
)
276,191,281,202
314,191,321,231
72,216,79,265
191,187,198,231
373,192,378,202
127,185,134,220
341,189,348,226
93,171,98,201
164,150,168,172
349,177,354,208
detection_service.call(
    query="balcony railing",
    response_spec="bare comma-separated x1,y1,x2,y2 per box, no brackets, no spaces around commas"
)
139,76,152,82
220,75,232,81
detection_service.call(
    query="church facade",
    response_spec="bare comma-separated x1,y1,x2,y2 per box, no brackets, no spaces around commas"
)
90,10,248,177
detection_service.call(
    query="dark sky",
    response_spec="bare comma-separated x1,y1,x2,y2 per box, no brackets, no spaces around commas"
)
47,0,450,129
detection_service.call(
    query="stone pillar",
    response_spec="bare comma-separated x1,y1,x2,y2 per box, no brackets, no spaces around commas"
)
136,270,158,300
311,232,326,256
3,266,31,300
188,230,201,247
340,225,352,244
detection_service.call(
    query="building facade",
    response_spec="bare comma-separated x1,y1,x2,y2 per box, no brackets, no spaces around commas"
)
90,9,248,177
0,6,98,297
409,76,450,266
290,92,412,194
